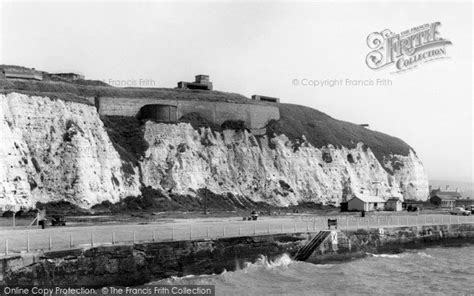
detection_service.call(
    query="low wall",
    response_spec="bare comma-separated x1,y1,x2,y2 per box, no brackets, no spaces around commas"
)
306,223,474,263
96,97,280,130
2,234,308,288
2,223,473,287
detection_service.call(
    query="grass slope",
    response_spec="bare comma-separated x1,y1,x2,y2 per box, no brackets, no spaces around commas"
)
271,103,411,165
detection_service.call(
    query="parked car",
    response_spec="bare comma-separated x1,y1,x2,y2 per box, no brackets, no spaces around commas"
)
449,207,471,216
468,205,474,214
51,214,67,226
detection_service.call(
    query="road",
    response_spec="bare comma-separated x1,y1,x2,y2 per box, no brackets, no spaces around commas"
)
1,213,473,256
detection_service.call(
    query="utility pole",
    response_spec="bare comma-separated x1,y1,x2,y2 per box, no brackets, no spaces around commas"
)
204,187,208,215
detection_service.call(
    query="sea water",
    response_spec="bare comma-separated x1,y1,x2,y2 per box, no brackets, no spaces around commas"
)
150,245,474,295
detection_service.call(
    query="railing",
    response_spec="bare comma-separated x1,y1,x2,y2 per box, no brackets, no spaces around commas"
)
1,214,473,257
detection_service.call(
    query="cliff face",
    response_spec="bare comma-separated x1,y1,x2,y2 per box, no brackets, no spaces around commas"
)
141,123,428,206
0,93,140,209
0,92,428,210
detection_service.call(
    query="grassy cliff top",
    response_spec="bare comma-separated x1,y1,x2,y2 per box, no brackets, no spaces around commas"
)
270,103,412,164
0,77,260,105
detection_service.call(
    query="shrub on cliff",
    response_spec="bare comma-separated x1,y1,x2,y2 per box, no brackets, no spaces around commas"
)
100,116,148,165
221,120,247,131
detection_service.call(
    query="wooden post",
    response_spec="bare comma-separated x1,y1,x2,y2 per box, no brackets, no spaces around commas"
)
90,233,94,247
49,235,52,250
69,234,73,248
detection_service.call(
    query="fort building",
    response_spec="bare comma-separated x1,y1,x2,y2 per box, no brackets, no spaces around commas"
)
177,74,213,90
96,96,280,135
0,65,280,135
51,72,85,81
1,66,43,81
251,95,280,103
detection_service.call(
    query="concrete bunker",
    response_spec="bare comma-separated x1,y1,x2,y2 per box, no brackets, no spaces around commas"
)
177,74,213,90
251,95,280,103
138,104,178,122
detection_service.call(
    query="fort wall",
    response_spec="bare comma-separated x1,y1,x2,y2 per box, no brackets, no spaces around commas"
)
96,97,280,130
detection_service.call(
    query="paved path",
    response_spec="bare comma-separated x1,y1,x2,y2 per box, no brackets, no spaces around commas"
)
1,213,473,256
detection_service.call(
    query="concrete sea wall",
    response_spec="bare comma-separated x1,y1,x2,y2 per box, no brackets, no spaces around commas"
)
96,97,280,130
2,223,473,287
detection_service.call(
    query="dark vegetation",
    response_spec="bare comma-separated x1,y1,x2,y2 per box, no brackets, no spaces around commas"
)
91,187,271,214
100,116,148,165
20,189,336,217
35,201,89,216
267,103,412,166
221,120,247,131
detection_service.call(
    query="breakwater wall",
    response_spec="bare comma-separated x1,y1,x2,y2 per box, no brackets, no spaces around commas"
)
2,223,474,287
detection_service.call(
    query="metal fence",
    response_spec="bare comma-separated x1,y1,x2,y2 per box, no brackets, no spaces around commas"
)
1,214,474,256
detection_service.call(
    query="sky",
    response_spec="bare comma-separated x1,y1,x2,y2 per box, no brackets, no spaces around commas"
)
0,1,472,183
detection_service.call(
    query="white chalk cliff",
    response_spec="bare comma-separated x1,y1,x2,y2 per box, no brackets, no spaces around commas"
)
0,93,428,209
0,93,140,209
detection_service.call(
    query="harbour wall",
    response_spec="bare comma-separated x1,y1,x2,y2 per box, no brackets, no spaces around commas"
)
1,223,473,287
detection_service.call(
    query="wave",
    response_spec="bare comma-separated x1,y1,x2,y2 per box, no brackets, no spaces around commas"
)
149,253,295,285
367,253,401,258
241,253,294,271
416,252,433,258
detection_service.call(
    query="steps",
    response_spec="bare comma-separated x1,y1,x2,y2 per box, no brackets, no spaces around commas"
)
294,231,331,261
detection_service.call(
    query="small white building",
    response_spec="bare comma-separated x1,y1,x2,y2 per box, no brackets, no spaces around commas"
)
347,195,386,211
385,197,403,211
